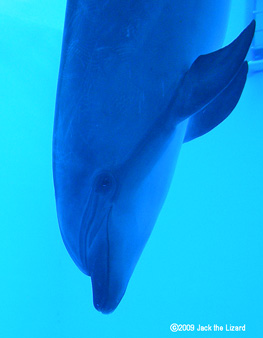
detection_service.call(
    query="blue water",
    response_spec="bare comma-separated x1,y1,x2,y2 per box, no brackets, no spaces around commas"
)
0,1,262,337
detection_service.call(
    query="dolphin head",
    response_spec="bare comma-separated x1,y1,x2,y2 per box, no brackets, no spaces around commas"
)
53,116,187,314
54,161,147,313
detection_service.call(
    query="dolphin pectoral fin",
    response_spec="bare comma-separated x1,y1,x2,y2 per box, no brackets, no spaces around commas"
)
183,61,248,143
173,20,255,123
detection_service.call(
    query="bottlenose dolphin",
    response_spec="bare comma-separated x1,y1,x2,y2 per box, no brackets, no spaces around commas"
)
53,0,255,314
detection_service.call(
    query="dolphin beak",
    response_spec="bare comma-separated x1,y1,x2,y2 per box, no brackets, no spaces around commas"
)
83,206,126,314
78,189,125,313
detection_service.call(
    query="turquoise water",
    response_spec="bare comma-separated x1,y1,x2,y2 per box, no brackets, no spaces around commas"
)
0,1,262,337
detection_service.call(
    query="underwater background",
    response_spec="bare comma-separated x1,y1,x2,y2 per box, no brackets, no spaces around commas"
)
0,0,262,337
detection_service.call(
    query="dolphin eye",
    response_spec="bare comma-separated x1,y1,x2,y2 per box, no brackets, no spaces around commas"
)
94,172,116,195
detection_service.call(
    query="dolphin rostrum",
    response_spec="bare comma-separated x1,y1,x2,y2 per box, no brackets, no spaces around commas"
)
53,1,255,313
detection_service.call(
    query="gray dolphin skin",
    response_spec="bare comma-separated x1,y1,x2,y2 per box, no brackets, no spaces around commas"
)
53,0,255,314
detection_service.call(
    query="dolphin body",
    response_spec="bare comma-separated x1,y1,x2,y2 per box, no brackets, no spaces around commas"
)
53,0,255,313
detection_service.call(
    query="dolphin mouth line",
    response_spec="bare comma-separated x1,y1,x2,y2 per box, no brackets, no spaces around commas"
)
93,206,113,312
79,196,112,274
